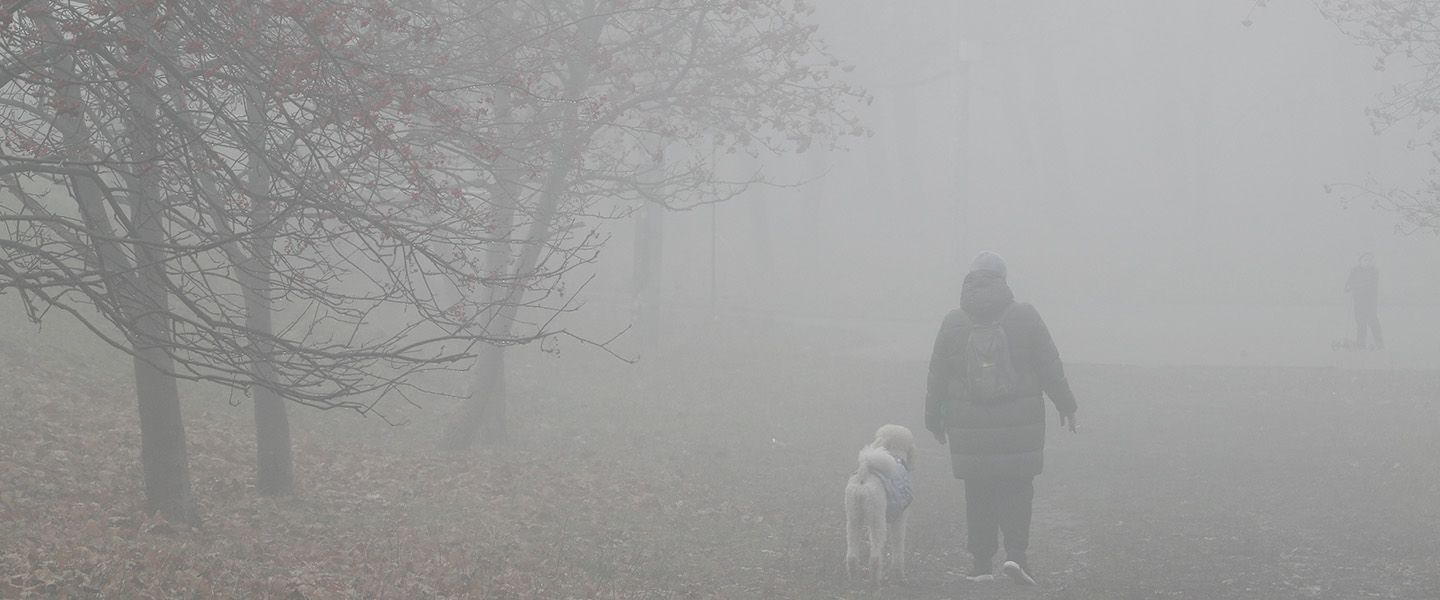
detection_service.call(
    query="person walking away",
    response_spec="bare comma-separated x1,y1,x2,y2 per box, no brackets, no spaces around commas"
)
1345,252,1383,350
925,251,1078,587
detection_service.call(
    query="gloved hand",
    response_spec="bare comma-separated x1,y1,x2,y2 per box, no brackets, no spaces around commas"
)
1060,412,1077,433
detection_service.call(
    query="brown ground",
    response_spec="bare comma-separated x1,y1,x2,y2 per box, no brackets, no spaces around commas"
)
2,319,1439,599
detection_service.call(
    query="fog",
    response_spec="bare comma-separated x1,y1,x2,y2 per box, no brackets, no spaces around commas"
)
4,1,1440,598
585,0,1440,367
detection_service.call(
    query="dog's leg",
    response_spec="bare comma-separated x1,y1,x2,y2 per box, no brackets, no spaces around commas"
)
867,496,887,586
844,489,863,580
891,510,908,582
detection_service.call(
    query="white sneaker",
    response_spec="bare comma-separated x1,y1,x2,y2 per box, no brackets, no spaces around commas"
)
1001,561,1037,586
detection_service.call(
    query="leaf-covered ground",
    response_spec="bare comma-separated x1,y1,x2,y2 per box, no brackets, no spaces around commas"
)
3,320,1439,599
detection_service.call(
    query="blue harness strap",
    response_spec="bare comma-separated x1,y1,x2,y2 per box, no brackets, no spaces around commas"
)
877,458,913,523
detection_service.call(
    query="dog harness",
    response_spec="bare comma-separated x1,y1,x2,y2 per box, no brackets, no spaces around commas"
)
878,457,913,523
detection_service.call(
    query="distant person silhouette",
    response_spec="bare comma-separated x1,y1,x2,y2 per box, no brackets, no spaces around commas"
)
1345,252,1383,350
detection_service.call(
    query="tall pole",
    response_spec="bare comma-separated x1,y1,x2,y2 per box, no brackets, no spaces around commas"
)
709,202,718,318
953,2,978,274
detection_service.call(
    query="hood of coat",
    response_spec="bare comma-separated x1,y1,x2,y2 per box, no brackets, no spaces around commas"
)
960,269,1015,321
969,250,1007,278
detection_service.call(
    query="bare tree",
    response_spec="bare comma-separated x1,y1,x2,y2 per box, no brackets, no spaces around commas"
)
437,0,868,449
1298,0,1440,232
0,0,594,517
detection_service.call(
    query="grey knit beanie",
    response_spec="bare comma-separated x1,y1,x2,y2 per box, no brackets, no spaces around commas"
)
970,250,1007,278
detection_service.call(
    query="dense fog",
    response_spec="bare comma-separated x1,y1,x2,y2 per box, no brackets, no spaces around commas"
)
3,1,1439,598
588,0,1440,366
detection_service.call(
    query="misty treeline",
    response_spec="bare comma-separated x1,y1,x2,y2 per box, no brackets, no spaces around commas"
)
0,0,864,523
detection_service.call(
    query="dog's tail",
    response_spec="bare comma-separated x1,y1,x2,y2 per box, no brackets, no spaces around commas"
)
856,445,900,482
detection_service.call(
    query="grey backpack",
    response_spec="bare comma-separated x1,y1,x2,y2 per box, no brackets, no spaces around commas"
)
960,305,1017,405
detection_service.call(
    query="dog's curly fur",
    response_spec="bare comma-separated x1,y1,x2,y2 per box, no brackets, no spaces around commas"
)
844,424,916,585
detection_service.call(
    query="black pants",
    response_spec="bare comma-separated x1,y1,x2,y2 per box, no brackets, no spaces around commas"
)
964,476,1034,567
1355,306,1383,347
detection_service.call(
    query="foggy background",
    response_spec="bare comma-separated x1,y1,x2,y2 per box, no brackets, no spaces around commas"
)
6,1,1440,597
585,0,1439,369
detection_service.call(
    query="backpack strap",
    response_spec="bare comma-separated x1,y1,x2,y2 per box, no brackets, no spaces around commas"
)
993,302,1015,325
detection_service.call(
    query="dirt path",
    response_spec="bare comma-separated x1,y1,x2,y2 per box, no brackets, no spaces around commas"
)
556,329,1440,599
3,324,1439,598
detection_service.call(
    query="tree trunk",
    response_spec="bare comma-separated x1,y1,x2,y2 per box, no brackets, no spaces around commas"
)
132,348,194,523
745,172,773,315
1031,46,1068,204
632,146,667,353
127,14,195,523
124,13,196,521
444,3,605,448
242,86,293,495
891,85,920,197
441,79,522,450
442,342,507,449
44,18,191,523
803,149,826,251
442,228,516,450
633,200,665,352
952,52,974,273
250,336,292,495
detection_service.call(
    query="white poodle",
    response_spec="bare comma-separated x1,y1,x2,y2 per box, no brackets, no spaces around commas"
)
844,424,916,585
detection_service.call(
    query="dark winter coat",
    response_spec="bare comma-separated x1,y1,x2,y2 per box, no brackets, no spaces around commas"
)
1346,265,1379,313
925,270,1077,480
